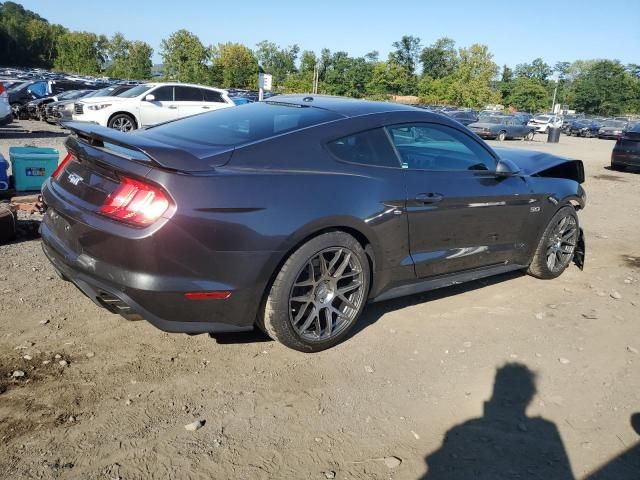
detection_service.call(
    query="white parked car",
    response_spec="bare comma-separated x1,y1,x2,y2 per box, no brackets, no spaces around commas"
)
72,83,235,131
527,114,563,133
0,81,12,126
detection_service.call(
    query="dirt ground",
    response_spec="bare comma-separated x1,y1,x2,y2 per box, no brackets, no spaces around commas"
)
1,120,639,479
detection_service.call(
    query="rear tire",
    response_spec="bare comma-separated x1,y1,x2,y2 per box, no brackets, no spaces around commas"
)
527,206,579,280
610,163,626,171
524,131,534,141
260,232,370,352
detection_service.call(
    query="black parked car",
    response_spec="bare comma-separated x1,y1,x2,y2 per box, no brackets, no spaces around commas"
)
446,110,478,126
611,123,640,171
598,120,628,139
566,119,601,137
26,89,92,120
41,96,586,352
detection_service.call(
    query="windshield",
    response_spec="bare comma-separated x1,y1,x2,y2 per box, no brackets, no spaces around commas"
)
7,81,31,93
117,84,152,98
534,115,551,122
148,101,343,147
87,87,113,97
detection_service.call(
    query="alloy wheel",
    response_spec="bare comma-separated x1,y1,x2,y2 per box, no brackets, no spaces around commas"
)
545,214,578,273
288,247,365,342
112,117,133,132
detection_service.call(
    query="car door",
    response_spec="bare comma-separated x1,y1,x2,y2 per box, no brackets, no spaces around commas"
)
388,122,534,278
509,117,527,138
174,86,208,119
138,85,179,126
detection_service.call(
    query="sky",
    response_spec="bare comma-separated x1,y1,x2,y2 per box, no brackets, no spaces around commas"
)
18,0,640,69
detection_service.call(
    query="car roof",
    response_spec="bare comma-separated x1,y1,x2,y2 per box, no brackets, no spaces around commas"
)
148,82,227,93
268,94,420,118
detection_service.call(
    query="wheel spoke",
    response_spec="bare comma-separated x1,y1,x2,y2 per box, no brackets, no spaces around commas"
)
333,252,352,278
338,294,357,310
292,302,312,325
327,249,343,275
338,280,362,295
290,294,312,303
298,306,318,332
323,308,333,336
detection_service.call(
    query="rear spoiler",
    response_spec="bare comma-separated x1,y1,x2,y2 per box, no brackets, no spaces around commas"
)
63,121,220,172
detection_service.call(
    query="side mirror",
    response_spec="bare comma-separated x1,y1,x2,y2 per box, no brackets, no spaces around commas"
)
495,158,521,177
144,94,156,102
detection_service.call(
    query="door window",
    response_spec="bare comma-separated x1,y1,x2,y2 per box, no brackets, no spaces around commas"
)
327,128,401,168
387,123,496,171
150,86,174,101
175,86,204,102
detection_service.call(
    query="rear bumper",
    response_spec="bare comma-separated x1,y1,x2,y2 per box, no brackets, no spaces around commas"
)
612,152,640,167
39,209,261,334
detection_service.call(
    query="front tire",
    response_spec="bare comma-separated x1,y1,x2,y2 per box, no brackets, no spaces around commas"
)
527,206,580,279
497,131,506,142
108,113,137,132
260,232,370,352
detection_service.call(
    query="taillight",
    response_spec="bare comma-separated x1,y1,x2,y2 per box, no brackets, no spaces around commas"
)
52,153,76,179
0,82,5,95
100,177,169,226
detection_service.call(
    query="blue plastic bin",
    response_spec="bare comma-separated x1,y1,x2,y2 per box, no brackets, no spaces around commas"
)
0,154,9,191
9,146,59,192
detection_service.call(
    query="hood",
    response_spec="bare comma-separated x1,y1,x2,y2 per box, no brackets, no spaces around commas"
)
79,96,128,105
493,147,584,183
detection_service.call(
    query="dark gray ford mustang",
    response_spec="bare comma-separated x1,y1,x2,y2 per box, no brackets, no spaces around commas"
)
41,96,586,351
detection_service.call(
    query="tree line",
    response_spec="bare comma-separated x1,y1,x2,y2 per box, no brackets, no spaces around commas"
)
2,1,639,115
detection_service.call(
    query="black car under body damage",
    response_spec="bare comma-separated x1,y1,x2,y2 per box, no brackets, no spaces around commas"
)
40,96,586,351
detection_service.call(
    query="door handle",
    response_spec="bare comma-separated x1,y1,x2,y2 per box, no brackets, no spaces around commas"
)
415,193,443,204
202,106,210,109
168,105,177,109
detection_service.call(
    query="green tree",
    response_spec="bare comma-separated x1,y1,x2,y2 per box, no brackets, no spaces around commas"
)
127,41,153,79
418,75,454,104
255,40,299,89
497,65,514,102
54,31,106,74
420,37,457,79
211,42,258,88
515,58,553,82
390,35,421,75
448,44,499,108
508,77,549,112
573,60,635,115
324,52,373,98
366,60,414,96
160,29,211,84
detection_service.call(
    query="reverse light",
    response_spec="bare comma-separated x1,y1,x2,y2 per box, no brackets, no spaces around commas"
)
52,153,76,179
87,103,112,111
184,291,232,300
100,177,169,226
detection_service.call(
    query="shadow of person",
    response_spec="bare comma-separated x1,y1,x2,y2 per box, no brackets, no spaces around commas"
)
421,363,574,480
584,413,640,479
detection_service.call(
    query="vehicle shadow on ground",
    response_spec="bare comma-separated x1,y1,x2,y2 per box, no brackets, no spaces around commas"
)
348,270,524,341
419,362,576,479
209,271,525,346
584,413,640,479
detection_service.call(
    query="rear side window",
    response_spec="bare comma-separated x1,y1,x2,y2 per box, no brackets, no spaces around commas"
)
175,86,204,101
148,102,343,146
202,89,225,103
327,129,400,168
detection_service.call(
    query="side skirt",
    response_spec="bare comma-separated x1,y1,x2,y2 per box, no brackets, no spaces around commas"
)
371,263,526,303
